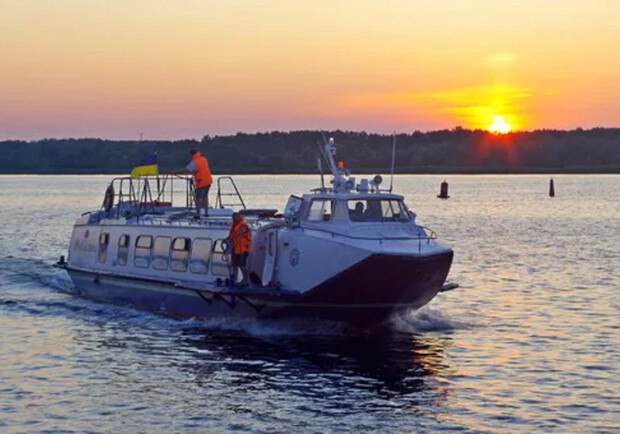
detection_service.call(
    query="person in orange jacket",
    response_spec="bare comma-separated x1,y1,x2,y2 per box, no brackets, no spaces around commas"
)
229,212,251,287
182,149,213,217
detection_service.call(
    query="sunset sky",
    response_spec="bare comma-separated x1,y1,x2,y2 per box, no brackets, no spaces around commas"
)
1,0,619,140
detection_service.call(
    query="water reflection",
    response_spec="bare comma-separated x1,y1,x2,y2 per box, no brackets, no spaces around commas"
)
83,320,453,412
2,174,618,432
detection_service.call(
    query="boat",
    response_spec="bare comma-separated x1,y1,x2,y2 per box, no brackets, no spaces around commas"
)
56,138,456,328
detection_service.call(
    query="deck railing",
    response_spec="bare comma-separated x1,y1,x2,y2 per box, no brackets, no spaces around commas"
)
89,174,247,223
112,174,194,217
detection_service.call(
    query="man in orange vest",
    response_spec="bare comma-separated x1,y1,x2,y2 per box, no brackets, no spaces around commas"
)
184,149,213,217
229,212,251,287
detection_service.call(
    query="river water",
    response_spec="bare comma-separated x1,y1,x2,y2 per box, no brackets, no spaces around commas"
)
0,174,618,433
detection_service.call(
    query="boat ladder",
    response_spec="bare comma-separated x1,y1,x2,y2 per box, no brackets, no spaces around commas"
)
215,176,246,209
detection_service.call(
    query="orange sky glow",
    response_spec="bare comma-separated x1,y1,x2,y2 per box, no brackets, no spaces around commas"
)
1,0,619,140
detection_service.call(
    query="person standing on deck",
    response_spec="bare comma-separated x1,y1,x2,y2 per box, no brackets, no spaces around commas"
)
229,212,251,287
182,149,213,217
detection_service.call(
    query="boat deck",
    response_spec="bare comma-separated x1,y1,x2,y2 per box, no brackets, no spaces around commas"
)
87,206,280,228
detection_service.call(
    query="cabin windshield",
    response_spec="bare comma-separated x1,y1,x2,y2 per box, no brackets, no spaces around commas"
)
347,199,411,222
306,199,333,222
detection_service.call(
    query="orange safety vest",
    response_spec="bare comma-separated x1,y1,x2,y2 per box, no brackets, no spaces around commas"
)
191,152,213,189
229,219,251,254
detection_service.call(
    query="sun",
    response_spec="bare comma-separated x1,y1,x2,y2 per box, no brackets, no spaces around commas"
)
488,115,512,134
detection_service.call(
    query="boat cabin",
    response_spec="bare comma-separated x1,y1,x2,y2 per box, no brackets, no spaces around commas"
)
294,193,413,225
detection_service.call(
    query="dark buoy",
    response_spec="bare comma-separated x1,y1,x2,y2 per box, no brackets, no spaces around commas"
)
438,180,450,199
549,178,555,197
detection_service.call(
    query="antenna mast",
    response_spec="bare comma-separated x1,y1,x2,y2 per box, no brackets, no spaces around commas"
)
318,133,349,193
317,158,325,190
320,133,340,177
389,133,396,192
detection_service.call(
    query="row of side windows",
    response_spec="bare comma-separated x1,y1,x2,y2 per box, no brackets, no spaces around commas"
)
98,233,228,275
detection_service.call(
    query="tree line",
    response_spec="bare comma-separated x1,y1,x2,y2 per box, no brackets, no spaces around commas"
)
0,128,618,174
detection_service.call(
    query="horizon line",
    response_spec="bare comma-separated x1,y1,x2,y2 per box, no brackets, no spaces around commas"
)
2,125,619,142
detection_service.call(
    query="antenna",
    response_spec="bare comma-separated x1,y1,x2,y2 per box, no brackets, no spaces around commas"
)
154,149,160,195
316,141,329,167
317,158,325,189
319,132,337,174
389,133,396,192
320,131,328,146
316,132,348,192
321,134,339,177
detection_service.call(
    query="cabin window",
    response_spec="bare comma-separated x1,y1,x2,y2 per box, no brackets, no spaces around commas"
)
211,239,230,276
283,195,303,221
331,201,349,223
190,238,212,274
348,199,411,222
98,232,110,263
134,235,153,268
152,236,171,270
117,234,130,266
171,237,190,272
306,199,332,222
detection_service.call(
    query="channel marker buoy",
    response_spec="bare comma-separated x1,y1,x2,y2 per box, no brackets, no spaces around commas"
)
438,181,450,199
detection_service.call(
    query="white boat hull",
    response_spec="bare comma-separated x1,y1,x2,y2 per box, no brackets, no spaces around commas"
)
63,249,452,327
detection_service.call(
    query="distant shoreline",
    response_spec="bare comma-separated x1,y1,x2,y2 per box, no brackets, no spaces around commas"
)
2,129,619,175
1,168,618,175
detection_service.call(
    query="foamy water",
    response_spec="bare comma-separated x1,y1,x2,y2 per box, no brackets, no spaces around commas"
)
0,174,618,432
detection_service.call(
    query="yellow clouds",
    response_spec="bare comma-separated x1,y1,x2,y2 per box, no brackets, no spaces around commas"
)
343,83,532,131
423,83,531,131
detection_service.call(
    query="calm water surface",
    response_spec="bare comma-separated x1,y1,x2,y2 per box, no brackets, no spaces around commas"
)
0,174,618,433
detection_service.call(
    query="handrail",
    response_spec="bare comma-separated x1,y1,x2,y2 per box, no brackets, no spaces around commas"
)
299,224,438,254
99,174,194,220
216,176,246,209
88,174,250,224
298,224,437,242
421,226,437,240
